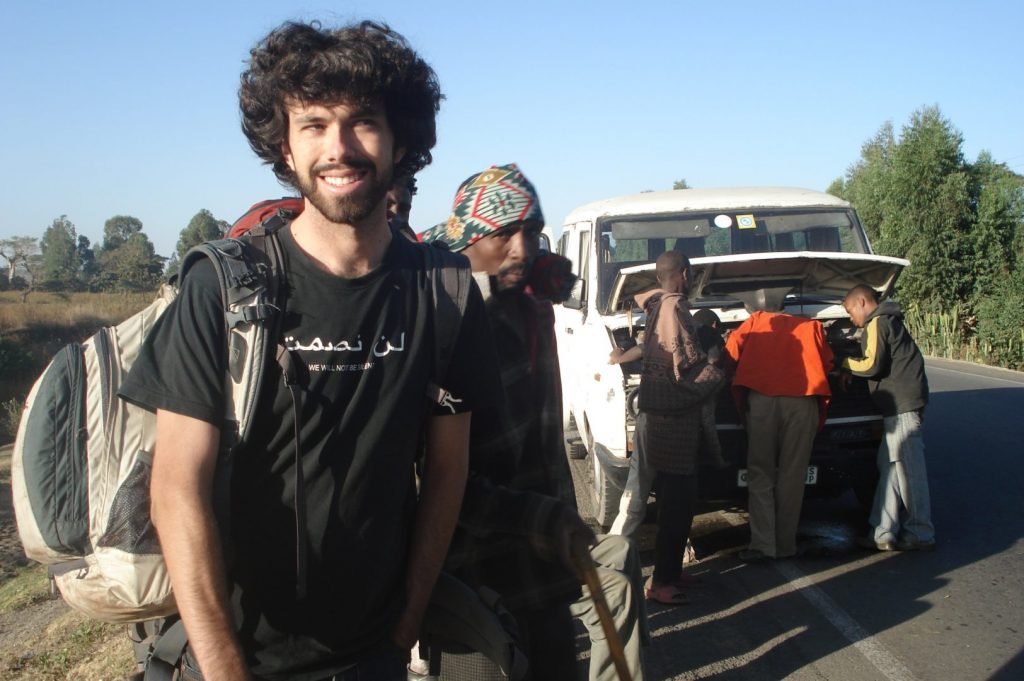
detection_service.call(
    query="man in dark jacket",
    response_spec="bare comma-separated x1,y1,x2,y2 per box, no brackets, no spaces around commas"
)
842,285,935,552
423,164,647,680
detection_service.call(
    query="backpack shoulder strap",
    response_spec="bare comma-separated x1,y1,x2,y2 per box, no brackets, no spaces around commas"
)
178,216,287,448
421,244,472,412
142,618,188,681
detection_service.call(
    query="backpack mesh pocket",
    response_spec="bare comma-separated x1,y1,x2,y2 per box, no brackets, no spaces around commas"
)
97,454,161,554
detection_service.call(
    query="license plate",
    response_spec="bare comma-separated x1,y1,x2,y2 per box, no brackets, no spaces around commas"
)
737,466,818,487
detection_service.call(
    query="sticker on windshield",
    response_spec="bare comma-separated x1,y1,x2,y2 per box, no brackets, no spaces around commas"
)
714,214,733,229
736,214,756,229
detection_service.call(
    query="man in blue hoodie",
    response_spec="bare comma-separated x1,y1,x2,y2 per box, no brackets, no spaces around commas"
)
841,285,935,552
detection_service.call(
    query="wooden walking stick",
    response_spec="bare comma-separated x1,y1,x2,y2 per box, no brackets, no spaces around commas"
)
570,542,634,681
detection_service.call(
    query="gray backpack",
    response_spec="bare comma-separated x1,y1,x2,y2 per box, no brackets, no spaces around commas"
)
11,214,472,624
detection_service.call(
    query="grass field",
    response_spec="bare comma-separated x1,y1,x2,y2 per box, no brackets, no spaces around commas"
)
0,291,154,336
0,290,155,442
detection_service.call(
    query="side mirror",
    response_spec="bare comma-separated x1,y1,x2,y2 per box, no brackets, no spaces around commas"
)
562,278,586,310
539,233,552,253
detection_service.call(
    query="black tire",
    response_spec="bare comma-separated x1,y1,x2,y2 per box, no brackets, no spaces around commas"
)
592,456,620,528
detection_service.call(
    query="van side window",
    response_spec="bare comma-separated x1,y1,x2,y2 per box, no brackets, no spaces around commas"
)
566,230,590,309
558,231,569,258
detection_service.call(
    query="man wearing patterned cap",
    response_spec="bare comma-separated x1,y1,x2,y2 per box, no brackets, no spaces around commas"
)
423,164,647,680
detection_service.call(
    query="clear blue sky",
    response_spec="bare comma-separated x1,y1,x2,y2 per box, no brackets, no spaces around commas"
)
2,0,1022,258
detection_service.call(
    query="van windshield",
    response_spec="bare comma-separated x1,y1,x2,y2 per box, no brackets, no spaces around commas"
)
595,208,869,312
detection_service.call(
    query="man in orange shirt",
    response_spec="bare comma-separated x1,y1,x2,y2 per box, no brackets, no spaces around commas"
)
724,305,834,561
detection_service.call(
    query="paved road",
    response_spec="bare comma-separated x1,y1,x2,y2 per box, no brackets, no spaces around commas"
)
570,357,1024,680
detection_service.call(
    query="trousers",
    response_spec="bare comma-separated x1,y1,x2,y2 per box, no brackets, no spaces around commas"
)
569,535,649,681
609,420,656,537
745,391,818,558
651,471,698,585
870,410,935,543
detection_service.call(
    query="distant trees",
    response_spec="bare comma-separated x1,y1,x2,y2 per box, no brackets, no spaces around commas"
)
829,105,1024,367
0,236,39,288
166,209,227,278
77,235,99,286
96,230,165,292
39,216,80,290
102,215,144,251
3,209,234,295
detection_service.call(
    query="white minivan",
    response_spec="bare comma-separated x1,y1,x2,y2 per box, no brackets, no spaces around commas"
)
552,187,908,526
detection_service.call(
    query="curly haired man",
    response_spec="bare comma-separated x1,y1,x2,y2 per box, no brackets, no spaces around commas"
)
121,21,497,681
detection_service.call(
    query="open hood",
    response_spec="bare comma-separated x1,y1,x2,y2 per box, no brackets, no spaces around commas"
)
608,251,909,312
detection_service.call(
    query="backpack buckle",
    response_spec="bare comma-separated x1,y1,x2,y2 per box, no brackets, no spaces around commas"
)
225,303,279,329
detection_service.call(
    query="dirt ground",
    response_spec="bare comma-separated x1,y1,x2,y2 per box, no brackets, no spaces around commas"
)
0,446,29,583
0,445,62,661
0,445,135,680
0,443,55,660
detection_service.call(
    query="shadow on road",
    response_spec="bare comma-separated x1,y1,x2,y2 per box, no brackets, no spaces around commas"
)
584,385,1024,680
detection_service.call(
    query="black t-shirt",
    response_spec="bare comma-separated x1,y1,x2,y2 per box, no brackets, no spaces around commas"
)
120,227,496,680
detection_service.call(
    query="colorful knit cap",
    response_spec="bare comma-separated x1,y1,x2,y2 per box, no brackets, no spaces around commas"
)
420,164,544,252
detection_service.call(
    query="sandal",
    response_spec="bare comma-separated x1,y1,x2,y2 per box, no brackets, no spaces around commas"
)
671,572,703,587
645,583,689,606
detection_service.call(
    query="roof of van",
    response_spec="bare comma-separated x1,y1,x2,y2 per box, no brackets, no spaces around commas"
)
562,187,851,225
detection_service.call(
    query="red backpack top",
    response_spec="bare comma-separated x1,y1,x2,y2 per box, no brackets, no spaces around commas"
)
229,197,304,238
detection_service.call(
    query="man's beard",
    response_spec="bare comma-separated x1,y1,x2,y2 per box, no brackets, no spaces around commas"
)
496,261,532,292
296,158,393,225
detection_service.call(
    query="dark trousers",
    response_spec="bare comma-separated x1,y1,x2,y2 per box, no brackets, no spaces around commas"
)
652,471,699,585
513,601,581,680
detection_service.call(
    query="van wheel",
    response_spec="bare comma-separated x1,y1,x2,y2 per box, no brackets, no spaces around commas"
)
592,457,620,528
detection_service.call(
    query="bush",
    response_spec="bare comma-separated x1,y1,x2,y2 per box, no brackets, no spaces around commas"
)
0,337,37,380
902,303,969,360
1,397,23,443
974,271,1024,370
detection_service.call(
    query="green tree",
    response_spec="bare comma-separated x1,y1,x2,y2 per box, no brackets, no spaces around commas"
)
95,219,164,292
77,235,99,288
969,151,1024,298
831,107,972,308
673,179,691,190
166,209,227,278
828,122,895,247
832,106,1024,368
102,215,144,251
885,107,974,308
39,215,80,290
975,266,1024,369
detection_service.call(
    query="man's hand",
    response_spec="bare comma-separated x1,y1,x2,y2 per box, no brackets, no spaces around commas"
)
837,371,853,391
609,344,642,365
553,507,597,579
